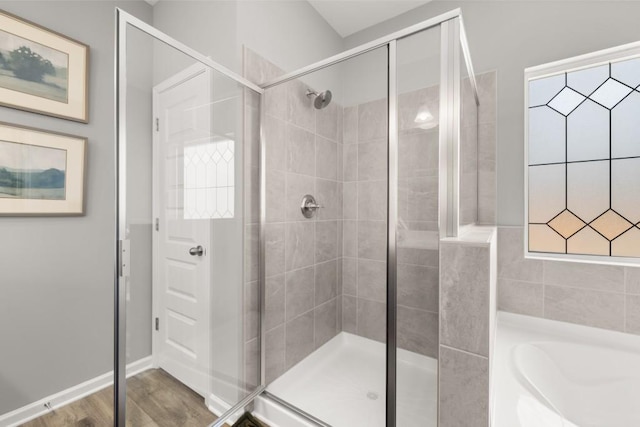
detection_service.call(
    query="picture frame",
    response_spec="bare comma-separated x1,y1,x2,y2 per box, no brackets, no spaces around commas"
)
0,9,89,123
0,122,87,216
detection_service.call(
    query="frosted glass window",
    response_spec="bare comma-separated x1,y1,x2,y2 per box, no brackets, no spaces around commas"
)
527,57,640,258
183,139,235,219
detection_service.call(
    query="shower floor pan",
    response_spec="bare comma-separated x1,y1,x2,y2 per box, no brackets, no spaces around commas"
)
254,332,437,427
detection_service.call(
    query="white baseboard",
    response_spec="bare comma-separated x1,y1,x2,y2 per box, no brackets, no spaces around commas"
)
0,356,153,427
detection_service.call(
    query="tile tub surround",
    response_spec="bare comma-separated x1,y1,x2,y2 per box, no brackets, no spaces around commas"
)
497,226,640,334
439,226,497,427
243,48,343,385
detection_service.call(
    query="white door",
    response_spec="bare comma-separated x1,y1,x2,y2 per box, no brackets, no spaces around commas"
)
153,65,212,396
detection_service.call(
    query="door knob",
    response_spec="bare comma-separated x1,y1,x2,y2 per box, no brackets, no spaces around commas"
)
189,245,204,256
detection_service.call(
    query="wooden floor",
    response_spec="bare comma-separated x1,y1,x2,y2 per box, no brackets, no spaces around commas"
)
21,369,226,427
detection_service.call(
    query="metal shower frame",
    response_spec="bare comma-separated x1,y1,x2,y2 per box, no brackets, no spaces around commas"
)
115,7,478,427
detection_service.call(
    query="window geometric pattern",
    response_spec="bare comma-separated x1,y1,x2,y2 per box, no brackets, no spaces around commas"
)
183,139,235,219
528,57,640,257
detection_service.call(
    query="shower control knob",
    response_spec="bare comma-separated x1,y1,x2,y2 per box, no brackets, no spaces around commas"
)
301,194,322,218
189,245,204,256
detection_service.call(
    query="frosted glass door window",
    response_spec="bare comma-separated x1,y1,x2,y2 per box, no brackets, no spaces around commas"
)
527,56,640,258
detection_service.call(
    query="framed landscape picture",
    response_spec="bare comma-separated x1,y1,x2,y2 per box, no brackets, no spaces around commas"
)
0,10,89,122
0,122,86,215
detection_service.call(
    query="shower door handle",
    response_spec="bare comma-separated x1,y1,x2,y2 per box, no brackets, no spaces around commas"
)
189,245,204,256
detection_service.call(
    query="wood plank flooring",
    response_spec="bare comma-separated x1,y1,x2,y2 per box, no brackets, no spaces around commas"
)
20,369,226,427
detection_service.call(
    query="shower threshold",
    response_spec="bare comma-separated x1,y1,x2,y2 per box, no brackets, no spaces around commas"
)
254,332,437,427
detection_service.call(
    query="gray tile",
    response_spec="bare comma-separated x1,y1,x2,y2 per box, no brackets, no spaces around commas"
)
315,299,338,348
285,221,315,271
285,173,315,222
477,71,497,126
287,79,316,131
398,306,438,358
244,47,282,86
316,136,338,181
245,224,258,282
498,227,543,282
286,124,315,176
439,346,489,427
626,267,640,294
285,266,315,321
285,310,315,369
342,257,357,296
440,243,490,356
342,295,357,334
266,325,285,383
343,182,358,220
316,101,338,141
544,285,625,331
544,260,624,292
315,260,338,305
398,247,439,268
337,104,344,145
244,281,259,341
316,179,339,220
337,220,343,257
316,220,338,263
343,144,358,182
357,298,386,343
245,165,259,224
266,169,285,223
399,131,438,179
478,170,496,225
358,180,387,221
343,220,358,258
265,84,287,122
626,295,640,335
336,295,343,331
265,223,285,277
266,274,285,331
358,220,386,261
358,140,387,181
398,263,439,312
264,115,286,171
244,338,259,389
358,259,387,302
343,106,358,144
406,177,438,222
358,98,387,141
498,278,543,317
478,123,496,174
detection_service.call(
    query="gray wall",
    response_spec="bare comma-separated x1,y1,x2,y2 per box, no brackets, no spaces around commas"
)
0,0,152,415
345,1,640,226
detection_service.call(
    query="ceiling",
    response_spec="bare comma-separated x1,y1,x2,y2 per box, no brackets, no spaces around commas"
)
307,0,432,38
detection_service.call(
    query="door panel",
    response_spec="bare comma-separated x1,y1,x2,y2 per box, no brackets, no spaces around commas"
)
155,66,212,397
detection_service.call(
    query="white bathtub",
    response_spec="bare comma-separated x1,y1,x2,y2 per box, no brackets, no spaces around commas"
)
493,312,640,427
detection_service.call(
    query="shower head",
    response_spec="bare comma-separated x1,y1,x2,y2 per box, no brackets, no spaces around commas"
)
306,89,332,109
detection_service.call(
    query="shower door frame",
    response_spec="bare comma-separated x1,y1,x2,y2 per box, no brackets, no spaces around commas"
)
257,8,479,427
115,8,265,427
115,7,479,427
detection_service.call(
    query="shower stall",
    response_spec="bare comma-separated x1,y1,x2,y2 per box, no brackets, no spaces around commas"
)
116,7,479,427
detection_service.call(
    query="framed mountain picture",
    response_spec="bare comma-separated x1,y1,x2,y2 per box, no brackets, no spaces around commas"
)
0,122,87,215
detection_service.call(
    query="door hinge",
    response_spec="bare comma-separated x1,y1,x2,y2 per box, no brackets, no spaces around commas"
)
119,239,131,278
155,117,159,132
155,217,159,231
155,317,159,331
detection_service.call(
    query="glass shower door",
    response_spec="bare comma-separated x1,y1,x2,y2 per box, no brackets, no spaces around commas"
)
118,12,261,426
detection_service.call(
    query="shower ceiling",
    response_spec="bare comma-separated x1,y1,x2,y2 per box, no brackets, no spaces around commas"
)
305,0,432,37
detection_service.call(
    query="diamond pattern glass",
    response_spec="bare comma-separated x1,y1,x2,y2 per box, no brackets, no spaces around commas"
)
528,58,640,258
548,87,585,115
548,210,586,238
183,140,235,219
589,78,632,109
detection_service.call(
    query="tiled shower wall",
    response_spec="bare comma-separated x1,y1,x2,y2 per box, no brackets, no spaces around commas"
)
244,49,344,385
341,89,441,358
498,226,640,335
